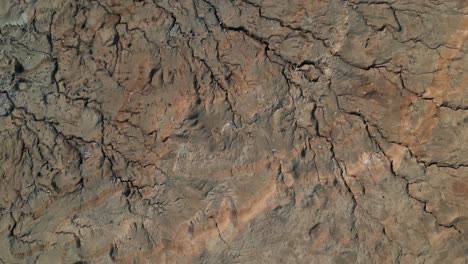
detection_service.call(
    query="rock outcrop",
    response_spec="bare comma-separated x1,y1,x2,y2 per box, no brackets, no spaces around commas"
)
0,0,466,263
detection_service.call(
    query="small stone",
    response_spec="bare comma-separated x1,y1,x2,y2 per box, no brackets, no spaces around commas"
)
0,93,13,116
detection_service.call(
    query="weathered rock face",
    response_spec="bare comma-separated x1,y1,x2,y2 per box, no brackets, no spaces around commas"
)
0,0,466,263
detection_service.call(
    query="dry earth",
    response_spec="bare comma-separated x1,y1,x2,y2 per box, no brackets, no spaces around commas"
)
0,0,467,263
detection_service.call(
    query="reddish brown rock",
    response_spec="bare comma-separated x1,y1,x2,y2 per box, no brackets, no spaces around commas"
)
0,0,466,263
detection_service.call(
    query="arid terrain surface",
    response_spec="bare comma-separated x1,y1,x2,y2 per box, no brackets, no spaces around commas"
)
0,0,467,263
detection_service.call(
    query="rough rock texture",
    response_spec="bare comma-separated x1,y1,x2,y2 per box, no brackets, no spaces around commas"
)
0,0,467,263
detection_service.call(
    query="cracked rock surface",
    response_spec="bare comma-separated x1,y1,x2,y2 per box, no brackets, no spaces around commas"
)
0,0,467,263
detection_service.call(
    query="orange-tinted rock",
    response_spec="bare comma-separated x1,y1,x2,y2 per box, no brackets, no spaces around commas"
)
0,0,466,263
